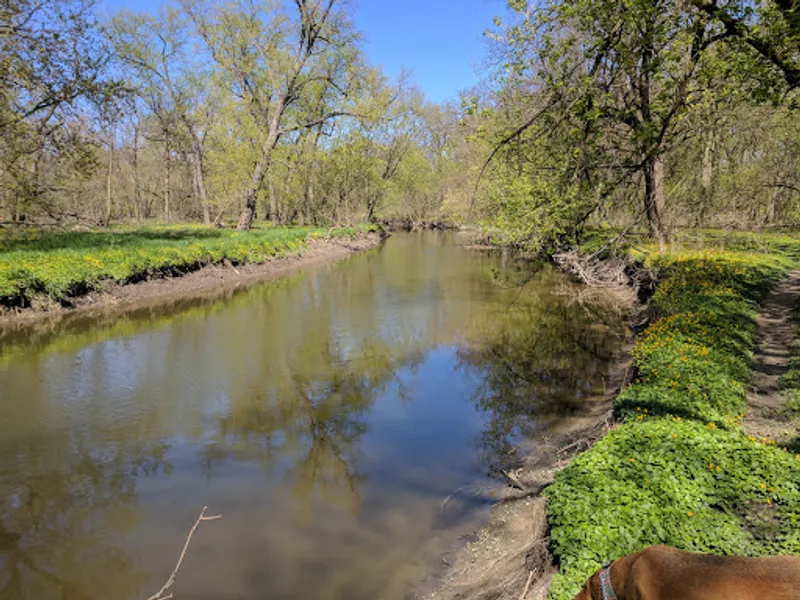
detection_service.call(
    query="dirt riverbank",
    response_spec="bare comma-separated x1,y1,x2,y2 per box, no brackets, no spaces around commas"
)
0,232,383,326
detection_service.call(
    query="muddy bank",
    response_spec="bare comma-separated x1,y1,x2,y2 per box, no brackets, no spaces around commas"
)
0,232,383,326
410,298,636,600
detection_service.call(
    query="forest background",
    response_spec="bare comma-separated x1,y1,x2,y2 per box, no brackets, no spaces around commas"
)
3,0,800,253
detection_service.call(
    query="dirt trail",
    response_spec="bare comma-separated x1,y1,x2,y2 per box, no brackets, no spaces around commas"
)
743,270,800,440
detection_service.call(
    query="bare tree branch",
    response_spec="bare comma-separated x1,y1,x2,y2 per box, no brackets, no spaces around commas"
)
146,507,222,600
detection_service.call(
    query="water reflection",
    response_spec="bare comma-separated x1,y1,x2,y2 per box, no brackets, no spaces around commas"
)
459,279,628,465
0,440,171,599
0,233,627,599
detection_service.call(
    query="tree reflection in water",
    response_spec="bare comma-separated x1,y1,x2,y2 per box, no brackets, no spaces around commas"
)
213,332,426,522
459,270,629,469
0,441,171,599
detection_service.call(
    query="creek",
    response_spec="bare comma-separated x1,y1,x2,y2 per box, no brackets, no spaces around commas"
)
0,232,627,600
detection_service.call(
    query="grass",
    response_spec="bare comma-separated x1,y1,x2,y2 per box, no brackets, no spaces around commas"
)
0,223,376,307
546,242,800,600
672,229,800,261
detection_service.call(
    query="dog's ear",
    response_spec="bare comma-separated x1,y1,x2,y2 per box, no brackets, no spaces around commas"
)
572,577,594,600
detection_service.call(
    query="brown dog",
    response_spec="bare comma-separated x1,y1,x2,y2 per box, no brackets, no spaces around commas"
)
573,545,800,600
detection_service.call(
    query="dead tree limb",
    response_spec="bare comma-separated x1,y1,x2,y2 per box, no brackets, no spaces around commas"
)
146,506,222,600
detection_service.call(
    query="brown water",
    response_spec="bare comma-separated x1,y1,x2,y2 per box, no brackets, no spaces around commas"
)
0,232,626,600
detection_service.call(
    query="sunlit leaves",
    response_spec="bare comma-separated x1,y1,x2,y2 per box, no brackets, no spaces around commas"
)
0,224,374,306
548,245,799,599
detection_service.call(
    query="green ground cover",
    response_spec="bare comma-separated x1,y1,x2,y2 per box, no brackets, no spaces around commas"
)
0,224,374,307
546,241,800,600
577,227,800,260
673,230,800,261
775,302,800,447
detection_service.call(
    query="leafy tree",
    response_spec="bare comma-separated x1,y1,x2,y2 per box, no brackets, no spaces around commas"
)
0,0,121,221
181,0,365,230
484,0,734,251
688,0,800,89
109,7,217,224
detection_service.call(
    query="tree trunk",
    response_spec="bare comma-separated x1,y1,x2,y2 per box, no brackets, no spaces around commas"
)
10,188,18,223
164,141,171,223
105,136,114,226
696,130,716,227
133,124,142,224
236,166,261,229
236,108,284,230
366,195,378,223
766,190,776,226
268,170,277,223
192,149,211,226
644,155,667,253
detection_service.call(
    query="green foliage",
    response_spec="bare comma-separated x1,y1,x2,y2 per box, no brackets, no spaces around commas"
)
613,249,789,424
779,300,800,395
547,418,800,599
673,230,800,262
643,248,792,303
781,338,800,392
0,224,376,306
574,228,645,259
1,0,123,202
480,157,598,254
548,246,798,599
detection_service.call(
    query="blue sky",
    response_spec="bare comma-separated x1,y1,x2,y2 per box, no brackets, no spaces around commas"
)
99,0,508,103
353,0,507,102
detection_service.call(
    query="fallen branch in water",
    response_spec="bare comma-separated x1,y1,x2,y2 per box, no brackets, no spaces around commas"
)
147,506,222,600
500,468,527,491
494,481,553,506
556,413,615,458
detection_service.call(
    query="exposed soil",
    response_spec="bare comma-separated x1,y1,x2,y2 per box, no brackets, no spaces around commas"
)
0,232,383,326
743,270,800,441
410,316,635,600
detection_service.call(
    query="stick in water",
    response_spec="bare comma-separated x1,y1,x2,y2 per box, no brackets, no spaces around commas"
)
147,506,222,600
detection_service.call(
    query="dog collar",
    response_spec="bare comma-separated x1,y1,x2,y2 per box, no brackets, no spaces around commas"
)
599,561,618,600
